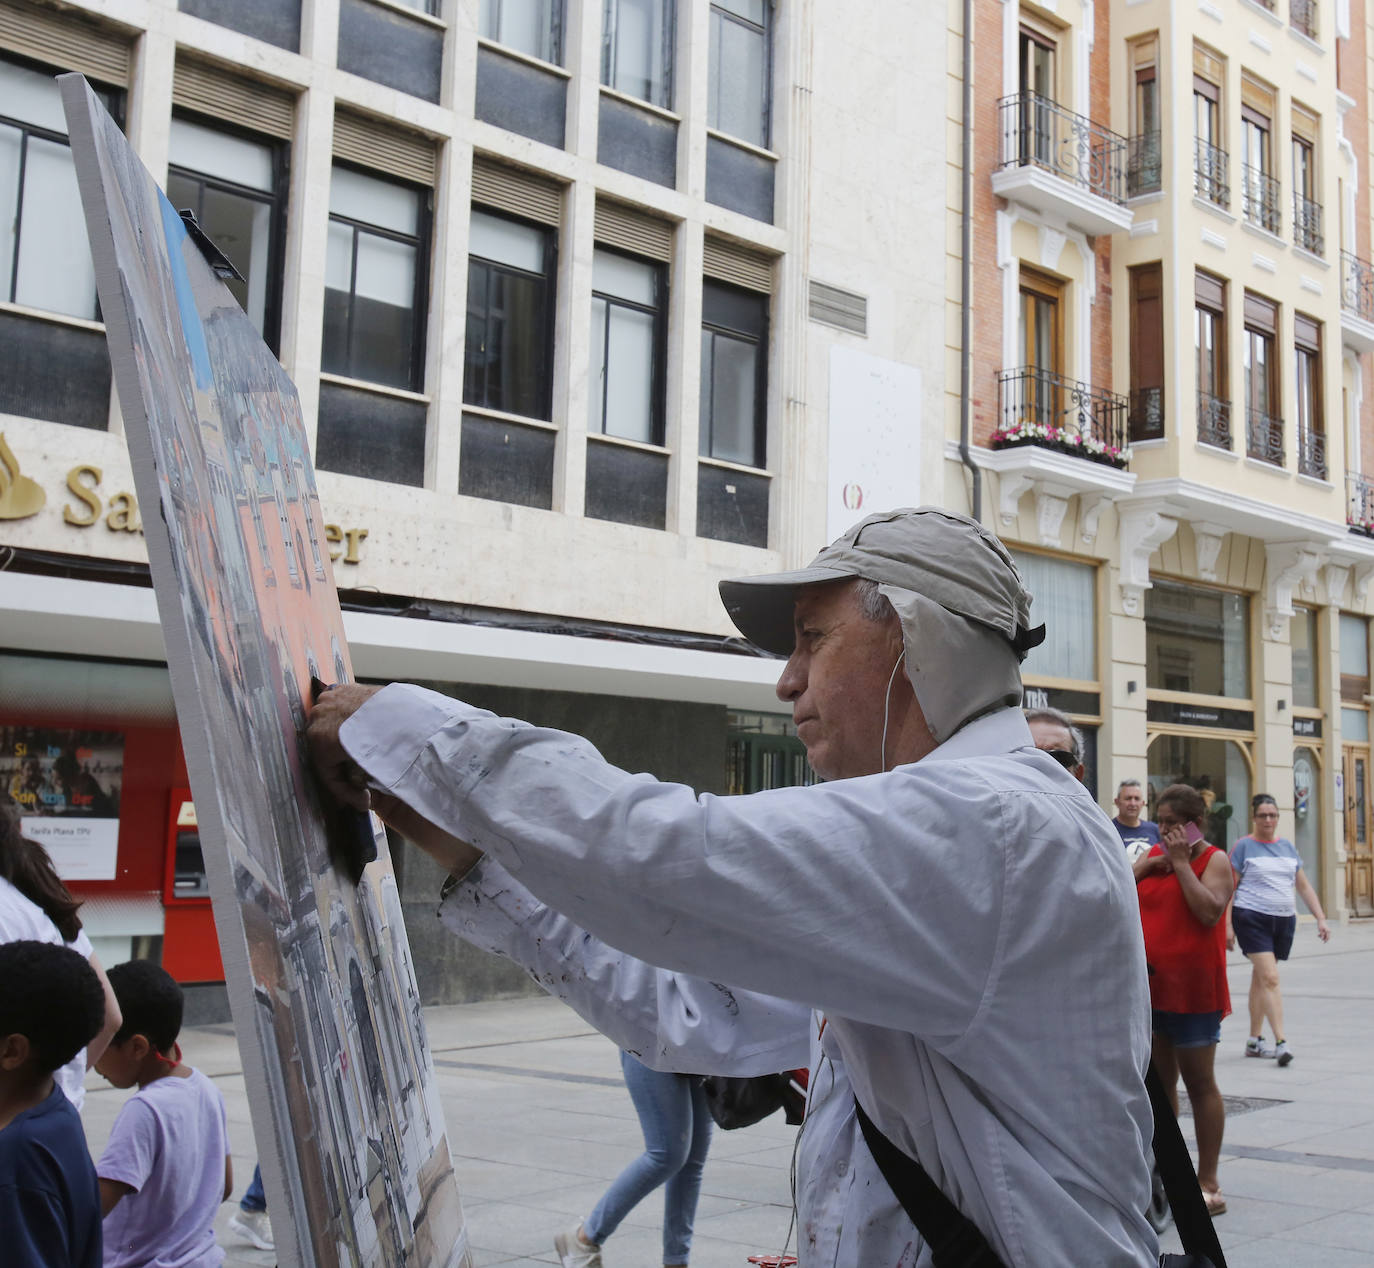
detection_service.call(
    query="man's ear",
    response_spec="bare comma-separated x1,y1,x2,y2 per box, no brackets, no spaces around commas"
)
0,1032,32,1072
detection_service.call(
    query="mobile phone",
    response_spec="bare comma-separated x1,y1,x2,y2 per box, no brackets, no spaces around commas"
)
1183,822,1205,846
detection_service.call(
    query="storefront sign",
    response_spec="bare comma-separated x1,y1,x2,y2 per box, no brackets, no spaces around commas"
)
1023,686,1101,716
1147,699,1254,731
1292,716,1322,738
1,726,123,880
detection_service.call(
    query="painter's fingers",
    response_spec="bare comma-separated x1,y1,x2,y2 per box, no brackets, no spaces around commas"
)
306,682,383,813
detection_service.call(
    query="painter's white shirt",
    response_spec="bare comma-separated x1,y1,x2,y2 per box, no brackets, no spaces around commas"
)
343,686,1157,1267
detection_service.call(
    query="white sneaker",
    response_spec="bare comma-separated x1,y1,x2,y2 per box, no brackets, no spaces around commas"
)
1275,1040,1294,1067
229,1208,274,1250
554,1223,603,1267
1244,1035,1274,1059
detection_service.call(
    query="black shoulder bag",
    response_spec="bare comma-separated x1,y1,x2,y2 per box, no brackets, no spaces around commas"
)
854,1060,1226,1268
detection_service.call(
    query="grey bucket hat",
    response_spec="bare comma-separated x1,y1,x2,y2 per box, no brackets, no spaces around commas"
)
718,507,1046,742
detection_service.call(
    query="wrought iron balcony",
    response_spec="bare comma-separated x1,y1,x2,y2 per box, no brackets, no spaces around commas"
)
996,91,1127,206
993,366,1130,467
1294,195,1324,255
1349,473,1374,535
1292,0,1318,38
1129,386,1165,441
1194,139,1229,209
1342,250,1374,322
1127,132,1161,197
1197,392,1233,449
1246,407,1285,466
1243,165,1281,234
1297,425,1327,480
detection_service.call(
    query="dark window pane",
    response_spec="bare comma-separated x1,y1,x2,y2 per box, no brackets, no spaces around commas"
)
459,412,554,507
316,381,427,485
463,257,550,419
196,184,274,333
585,438,667,528
0,309,111,429
178,0,301,51
347,232,417,388
704,132,774,222
697,462,768,546
597,91,677,187
338,0,443,103
475,44,568,148
321,287,352,378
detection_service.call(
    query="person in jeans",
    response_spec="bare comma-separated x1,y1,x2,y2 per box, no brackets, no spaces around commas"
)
228,1164,273,1250
555,1050,712,1268
1228,794,1330,1066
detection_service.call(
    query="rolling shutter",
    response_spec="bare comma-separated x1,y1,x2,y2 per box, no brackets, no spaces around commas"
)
594,199,672,262
0,0,130,85
334,109,436,186
471,155,561,226
173,57,294,140
703,236,772,292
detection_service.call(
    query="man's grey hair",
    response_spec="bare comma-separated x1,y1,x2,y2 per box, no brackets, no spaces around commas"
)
1023,705,1085,763
1117,778,1143,794
853,578,898,625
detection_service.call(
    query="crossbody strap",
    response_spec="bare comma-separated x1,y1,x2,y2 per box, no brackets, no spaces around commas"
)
853,1098,1005,1268
1144,1061,1227,1268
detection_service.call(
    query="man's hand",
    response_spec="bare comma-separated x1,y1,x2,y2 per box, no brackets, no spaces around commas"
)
307,682,384,813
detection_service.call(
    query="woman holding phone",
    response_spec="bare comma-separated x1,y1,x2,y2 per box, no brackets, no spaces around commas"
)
1135,783,1234,1216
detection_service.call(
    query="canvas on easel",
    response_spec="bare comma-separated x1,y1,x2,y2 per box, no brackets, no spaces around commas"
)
59,73,470,1268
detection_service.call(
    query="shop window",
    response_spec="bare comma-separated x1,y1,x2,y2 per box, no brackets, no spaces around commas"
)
1291,606,1319,709
166,117,287,353
699,279,767,468
1145,580,1250,698
707,0,770,148
1293,746,1320,880
0,55,123,320
726,712,817,794
1011,551,1096,682
602,0,674,108
322,165,429,392
480,0,563,64
1339,611,1369,704
1147,733,1251,851
464,209,556,421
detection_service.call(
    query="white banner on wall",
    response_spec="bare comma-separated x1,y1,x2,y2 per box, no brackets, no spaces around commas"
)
21,818,120,881
826,345,923,543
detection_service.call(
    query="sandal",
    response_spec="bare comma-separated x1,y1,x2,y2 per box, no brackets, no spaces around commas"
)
1203,1189,1227,1217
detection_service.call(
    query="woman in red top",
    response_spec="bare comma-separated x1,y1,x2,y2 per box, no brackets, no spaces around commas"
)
1134,783,1234,1216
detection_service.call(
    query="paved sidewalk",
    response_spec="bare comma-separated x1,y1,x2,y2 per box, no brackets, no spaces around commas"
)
80,919,1374,1266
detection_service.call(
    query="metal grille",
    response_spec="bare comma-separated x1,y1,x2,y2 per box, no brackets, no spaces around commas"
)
808,281,867,336
1341,250,1374,322
594,200,672,261
1129,387,1164,441
0,0,130,85
1197,393,1233,449
1243,164,1281,234
1298,424,1327,479
1293,195,1323,255
173,58,294,140
703,237,773,293
1246,407,1285,466
1349,473,1374,533
1127,132,1161,197
334,110,436,186
1194,139,1229,209
996,367,1129,462
997,90,1127,205
470,155,561,225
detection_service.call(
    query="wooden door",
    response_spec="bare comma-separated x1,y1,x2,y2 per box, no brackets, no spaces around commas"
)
1343,746,1374,916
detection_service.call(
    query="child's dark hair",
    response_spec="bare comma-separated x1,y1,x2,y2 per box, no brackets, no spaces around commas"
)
0,940,105,1074
0,799,84,941
107,959,184,1054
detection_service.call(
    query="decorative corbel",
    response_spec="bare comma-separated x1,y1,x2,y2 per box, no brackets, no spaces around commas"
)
1323,563,1351,608
1078,492,1108,549
1354,563,1374,606
1034,487,1070,547
997,470,1035,527
1191,521,1230,583
1117,508,1178,616
1264,543,1325,640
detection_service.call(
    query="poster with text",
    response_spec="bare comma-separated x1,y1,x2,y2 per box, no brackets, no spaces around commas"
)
0,725,122,879
60,76,469,1268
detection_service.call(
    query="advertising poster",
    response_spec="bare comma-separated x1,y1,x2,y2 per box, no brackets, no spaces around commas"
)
61,76,470,1267
0,725,123,879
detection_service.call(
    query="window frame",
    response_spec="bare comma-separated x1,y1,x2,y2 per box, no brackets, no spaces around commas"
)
1243,290,1279,418
1019,266,1064,377
1295,311,1323,439
589,246,668,445
700,278,768,469
322,161,432,394
1,52,125,319
479,0,565,66
463,206,558,422
166,111,290,355
601,0,676,110
707,0,772,149
1195,270,1227,401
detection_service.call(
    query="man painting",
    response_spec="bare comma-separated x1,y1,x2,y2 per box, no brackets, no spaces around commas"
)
1114,779,1162,862
308,508,1157,1266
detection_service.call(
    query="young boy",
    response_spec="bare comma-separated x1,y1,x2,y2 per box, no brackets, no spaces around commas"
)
95,960,232,1268
0,939,107,1268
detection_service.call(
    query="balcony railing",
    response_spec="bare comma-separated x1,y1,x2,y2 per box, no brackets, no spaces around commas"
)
994,366,1130,466
1198,392,1233,449
1294,195,1324,255
1292,0,1317,38
1349,473,1374,534
1127,132,1161,197
1194,138,1229,209
1298,425,1327,480
1129,386,1165,441
1243,165,1281,234
1341,250,1374,322
1246,407,1285,466
997,91,1127,205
